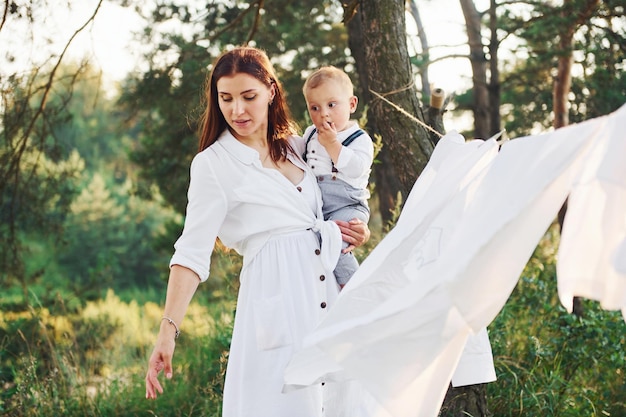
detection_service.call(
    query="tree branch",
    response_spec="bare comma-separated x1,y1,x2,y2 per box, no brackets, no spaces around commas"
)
0,0,10,32
3,0,104,275
246,0,264,44
201,0,262,43
13,0,103,172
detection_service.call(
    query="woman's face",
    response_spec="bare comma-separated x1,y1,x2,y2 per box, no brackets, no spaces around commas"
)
217,73,275,143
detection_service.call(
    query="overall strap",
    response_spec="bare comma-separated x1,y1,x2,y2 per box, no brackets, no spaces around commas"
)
341,129,366,147
333,129,367,173
303,128,318,162
303,128,367,162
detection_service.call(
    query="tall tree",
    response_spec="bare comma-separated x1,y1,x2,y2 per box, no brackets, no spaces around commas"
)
407,0,432,99
553,0,601,129
344,4,401,224
488,0,501,136
343,1,487,415
460,0,491,139
342,0,433,206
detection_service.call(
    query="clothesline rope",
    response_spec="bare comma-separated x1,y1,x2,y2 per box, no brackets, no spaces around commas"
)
370,89,509,145
369,89,444,138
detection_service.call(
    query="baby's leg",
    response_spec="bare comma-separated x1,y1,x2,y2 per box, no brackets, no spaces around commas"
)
328,207,369,287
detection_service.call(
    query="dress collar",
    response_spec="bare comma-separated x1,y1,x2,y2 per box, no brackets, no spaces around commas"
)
214,129,306,170
214,129,259,165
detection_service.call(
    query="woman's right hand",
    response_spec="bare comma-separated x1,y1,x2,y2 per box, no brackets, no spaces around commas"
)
335,218,371,252
145,267,200,399
145,332,176,399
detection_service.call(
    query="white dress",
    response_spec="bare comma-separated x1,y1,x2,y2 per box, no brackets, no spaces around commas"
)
169,130,363,416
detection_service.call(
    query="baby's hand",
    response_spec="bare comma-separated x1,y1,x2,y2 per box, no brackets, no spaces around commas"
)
317,120,338,148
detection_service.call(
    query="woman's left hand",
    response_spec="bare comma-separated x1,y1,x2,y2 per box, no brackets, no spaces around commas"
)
335,218,370,252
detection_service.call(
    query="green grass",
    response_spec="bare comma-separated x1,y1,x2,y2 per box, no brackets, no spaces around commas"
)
0,287,235,417
486,225,626,416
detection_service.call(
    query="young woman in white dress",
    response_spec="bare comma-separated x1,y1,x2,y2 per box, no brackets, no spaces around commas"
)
144,46,371,417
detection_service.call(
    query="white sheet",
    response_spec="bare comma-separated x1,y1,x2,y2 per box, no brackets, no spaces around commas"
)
285,104,626,417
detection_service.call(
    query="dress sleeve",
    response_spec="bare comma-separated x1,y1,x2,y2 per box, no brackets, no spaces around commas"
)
169,151,228,282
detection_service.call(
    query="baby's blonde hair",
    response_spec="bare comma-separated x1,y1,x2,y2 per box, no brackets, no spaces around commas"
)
303,66,354,97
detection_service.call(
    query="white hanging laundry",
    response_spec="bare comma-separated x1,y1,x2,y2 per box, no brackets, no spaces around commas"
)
284,105,626,417
557,104,626,321
285,131,501,416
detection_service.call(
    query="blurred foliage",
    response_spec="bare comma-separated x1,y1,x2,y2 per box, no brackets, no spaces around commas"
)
57,173,179,296
1,63,179,307
452,1,625,137
1,65,85,292
497,0,625,136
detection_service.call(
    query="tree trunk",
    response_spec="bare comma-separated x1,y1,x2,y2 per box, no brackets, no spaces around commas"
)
460,0,490,139
440,383,490,417
344,0,433,207
345,2,486,415
407,0,431,99
345,4,402,224
488,0,501,136
553,0,599,130
553,33,573,129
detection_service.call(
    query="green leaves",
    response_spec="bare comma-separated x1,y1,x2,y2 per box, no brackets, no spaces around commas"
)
496,1,625,136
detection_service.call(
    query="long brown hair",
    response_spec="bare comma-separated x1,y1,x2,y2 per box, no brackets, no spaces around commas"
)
197,46,298,161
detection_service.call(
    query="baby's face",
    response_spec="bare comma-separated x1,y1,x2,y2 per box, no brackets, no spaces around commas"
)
305,79,357,132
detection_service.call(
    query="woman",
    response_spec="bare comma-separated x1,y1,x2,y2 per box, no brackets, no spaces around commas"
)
144,46,370,416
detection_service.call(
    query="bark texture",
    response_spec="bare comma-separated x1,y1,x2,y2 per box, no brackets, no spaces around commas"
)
345,4,402,224
488,0,501,136
440,383,490,417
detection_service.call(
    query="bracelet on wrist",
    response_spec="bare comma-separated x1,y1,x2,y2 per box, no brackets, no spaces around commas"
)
162,316,180,339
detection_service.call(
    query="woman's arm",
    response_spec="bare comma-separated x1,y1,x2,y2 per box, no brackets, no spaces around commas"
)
145,265,200,399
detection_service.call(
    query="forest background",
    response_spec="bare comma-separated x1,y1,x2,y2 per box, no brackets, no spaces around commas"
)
1,0,625,416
